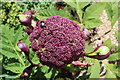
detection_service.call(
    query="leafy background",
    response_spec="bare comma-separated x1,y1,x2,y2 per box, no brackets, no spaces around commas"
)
0,1,119,80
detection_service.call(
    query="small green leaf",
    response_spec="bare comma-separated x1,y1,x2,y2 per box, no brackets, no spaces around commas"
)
85,42,94,53
103,38,111,46
40,65,50,73
45,70,52,79
0,74,20,78
31,54,40,64
84,18,103,29
107,53,119,61
18,15,28,20
90,60,100,78
4,62,25,73
103,38,116,48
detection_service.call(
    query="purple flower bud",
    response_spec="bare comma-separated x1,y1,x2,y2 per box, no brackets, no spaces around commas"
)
20,65,33,79
83,29,90,37
23,11,34,15
88,52,110,60
17,42,30,56
86,45,110,60
19,11,33,26
31,20,37,28
25,27,33,35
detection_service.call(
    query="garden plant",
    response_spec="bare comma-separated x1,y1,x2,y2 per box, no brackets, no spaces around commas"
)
0,1,119,80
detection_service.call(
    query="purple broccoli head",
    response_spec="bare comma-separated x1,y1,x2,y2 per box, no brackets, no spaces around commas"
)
29,16,86,68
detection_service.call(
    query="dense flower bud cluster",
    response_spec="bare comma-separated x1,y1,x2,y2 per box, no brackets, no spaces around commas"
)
29,16,86,68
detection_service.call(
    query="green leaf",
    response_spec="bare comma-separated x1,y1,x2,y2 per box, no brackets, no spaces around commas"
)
103,38,116,48
0,54,3,62
87,45,110,56
4,62,25,73
84,18,103,29
107,52,119,61
76,9,83,23
18,15,28,20
106,2,118,27
103,61,117,78
64,1,90,22
90,60,100,78
83,3,106,21
0,26,25,66
63,0,76,8
40,65,50,73
44,68,58,79
77,2,90,9
103,38,111,47
85,42,94,53
45,70,52,79
31,53,40,64
36,7,73,20
0,74,20,78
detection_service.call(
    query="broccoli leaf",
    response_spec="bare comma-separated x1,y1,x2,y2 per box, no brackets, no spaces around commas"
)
89,60,100,78
3,62,25,74
83,3,106,20
84,18,103,29
106,2,118,27
0,26,25,66
103,61,117,78
83,3,106,29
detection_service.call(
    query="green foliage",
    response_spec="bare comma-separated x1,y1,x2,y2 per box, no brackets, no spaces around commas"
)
36,7,73,20
0,26,23,59
3,62,25,74
106,2,118,27
63,1,106,29
16,2,53,12
84,42,94,53
103,61,117,78
1,2,22,29
0,26,30,78
83,2,106,29
107,53,119,61
89,60,100,78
